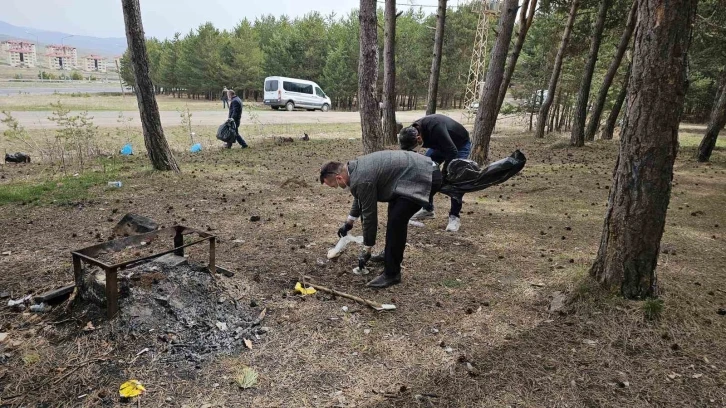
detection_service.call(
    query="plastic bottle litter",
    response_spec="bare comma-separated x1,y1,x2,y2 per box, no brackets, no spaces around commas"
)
107,181,123,188
120,144,133,156
30,303,51,313
190,143,202,153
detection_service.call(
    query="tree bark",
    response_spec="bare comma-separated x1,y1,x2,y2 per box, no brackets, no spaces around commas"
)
535,0,579,139
590,0,696,299
121,0,179,172
469,0,519,164
585,0,637,141
697,72,726,162
383,0,398,144
358,0,384,154
496,0,537,113
601,64,630,140
426,0,447,115
570,0,612,146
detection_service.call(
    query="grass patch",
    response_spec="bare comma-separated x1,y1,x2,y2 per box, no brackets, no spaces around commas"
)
0,163,123,206
642,297,664,321
441,278,464,288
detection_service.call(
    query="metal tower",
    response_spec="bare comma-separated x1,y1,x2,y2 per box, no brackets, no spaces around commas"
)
463,0,500,123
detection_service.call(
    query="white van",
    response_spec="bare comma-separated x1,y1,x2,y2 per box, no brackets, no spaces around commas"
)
263,76,332,112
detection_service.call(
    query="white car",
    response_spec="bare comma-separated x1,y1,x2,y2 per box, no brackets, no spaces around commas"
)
263,76,332,112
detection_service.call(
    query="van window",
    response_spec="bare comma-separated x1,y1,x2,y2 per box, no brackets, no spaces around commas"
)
265,80,278,92
315,87,326,98
283,81,313,94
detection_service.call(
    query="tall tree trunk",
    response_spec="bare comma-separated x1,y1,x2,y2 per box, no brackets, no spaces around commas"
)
601,64,631,140
585,0,637,141
590,0,696,299
469,0,519,164
534,0,579,139
426,0,447,115
121,0,179,172
571,0,612,146
496,0,537,113
697,72,726,162
359,0,384,153
383,0,398,144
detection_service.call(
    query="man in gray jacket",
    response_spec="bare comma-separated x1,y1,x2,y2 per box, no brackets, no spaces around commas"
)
320,150,442,288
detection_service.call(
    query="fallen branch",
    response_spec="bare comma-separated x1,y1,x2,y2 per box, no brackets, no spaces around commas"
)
302,276,396,312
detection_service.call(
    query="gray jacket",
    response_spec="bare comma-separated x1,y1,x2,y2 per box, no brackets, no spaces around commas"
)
348,150,436,246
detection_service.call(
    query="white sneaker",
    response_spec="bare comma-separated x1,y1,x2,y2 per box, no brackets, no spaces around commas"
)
446,215,461,232
411,208,435,220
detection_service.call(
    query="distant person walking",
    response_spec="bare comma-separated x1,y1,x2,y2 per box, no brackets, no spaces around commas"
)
221,86,229,109
226,90,248,148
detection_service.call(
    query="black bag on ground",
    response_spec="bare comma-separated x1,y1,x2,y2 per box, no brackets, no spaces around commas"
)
216,120,237,144
5,152,31,163
440,150,526,200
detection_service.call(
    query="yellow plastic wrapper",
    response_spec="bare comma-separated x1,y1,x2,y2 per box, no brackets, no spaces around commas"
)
294,282,316,296
119,379,146,398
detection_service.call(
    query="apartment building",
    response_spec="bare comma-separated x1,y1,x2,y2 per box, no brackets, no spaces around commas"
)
1,40,37,67
84,55,106,72
45,44,78,70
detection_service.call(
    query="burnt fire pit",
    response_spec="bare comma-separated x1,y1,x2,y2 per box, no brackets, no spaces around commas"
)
71,225,216,318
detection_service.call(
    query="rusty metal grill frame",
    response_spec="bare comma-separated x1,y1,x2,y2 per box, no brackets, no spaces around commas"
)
71,225,216,318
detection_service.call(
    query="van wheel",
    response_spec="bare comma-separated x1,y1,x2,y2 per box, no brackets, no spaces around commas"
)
321,104,330,112
285,101,295,111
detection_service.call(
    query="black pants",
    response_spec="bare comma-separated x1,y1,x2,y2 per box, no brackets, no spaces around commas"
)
226,119,248,147
383,169,442,277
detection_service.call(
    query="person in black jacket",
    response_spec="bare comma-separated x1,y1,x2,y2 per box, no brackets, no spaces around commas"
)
398,114,471,232
226,90,248,148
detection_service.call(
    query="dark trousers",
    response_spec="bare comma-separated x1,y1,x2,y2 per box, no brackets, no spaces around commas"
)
424,141,471,217
226,119,248,147
222,100,229,109
384,169,442,277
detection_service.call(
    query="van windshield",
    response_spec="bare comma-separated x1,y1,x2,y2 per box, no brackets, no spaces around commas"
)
265,80,278,92
283,81,313,94
315,87,326,98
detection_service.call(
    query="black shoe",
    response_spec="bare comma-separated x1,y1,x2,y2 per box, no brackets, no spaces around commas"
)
225,143,232,149
369,251,385,263
240,144,249,149
366,273,401,288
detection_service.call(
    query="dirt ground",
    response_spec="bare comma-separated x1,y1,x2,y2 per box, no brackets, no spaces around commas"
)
0,125,725,407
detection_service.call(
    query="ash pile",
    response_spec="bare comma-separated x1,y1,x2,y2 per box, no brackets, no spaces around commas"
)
91,258,266,365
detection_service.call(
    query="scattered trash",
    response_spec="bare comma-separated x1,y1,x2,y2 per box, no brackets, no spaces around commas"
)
216,322,228,331
7,295,32,311
29,303,51,313
294,282,316,296
548,291,568,313
83,321,96,332
119,379,146,399
1,251,10,256
107,181,123,188
302,278,396,312
236,366,259,389
0,333,7,343
4,152,31,163
444,347,453,353
352,266,371,275
582,339,598,345
408,220,425,227
342,306,349,313
190,143,202,153
120,144,133,156
243,338,253,350
327,235,364,259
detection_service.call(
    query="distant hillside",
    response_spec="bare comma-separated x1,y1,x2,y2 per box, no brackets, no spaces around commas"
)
0,20,126,58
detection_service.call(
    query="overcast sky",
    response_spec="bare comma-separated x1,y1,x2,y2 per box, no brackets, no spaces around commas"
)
4,0,446,40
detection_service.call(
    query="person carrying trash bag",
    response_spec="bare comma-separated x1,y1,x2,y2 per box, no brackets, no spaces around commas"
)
224,90,248,149
398,114,471,232
320,151,442,288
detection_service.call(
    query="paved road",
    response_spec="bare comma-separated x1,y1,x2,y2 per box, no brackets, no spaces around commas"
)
0,109,467,130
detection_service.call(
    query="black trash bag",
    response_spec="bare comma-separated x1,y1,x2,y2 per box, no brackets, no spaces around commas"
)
5,152,31,163
216,120,237,144
440,150,526,201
